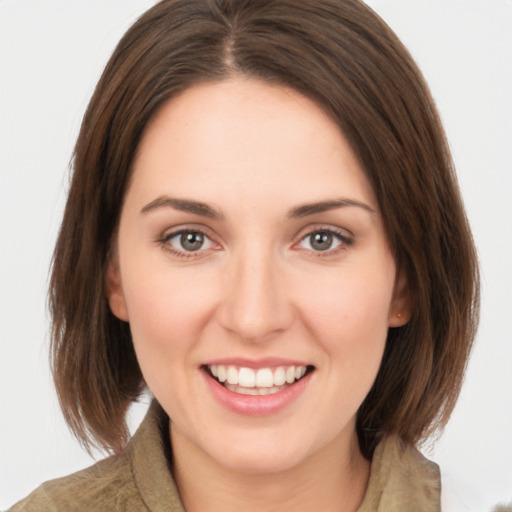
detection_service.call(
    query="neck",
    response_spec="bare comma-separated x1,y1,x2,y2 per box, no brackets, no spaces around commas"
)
170,424,370,512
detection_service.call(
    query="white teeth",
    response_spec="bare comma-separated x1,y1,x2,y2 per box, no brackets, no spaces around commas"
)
227,366,238,385
224,384,282,395
217,365,227,383
256,368,274,388
237,386,259,396
274,367,286,386
238,367,256,387
208,364,309,389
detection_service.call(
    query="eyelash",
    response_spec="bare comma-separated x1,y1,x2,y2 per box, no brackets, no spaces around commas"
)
295,227,353,257
157,226,353,260
157,227,217,260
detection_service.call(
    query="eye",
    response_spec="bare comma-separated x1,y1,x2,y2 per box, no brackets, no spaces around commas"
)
298,229,351,253
165,230,214,253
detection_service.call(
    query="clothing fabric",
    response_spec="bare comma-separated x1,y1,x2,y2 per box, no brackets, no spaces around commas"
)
11,401,441,511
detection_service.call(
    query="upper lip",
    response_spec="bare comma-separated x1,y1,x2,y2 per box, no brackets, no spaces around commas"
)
201,357,313,369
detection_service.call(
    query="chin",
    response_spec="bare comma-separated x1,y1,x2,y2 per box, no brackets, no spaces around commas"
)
201,421,336,476
210,442,308,475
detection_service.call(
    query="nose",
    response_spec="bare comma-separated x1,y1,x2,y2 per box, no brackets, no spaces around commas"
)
217,247,293,343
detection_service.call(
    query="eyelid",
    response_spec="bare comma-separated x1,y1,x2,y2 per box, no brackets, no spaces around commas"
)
156,223,353,259
168,230,214,250
157,224,222,258
292,225,354,254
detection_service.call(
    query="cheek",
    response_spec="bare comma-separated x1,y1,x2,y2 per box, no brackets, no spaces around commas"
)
302,267,394,332
120,263,217,375
297,260,395,370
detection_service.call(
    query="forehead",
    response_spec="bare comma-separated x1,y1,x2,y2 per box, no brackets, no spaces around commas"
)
128,78,377,213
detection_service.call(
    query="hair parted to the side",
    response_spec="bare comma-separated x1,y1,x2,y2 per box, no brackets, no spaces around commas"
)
50,0,479,457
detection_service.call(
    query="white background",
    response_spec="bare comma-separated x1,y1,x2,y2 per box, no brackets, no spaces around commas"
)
0,1,511,510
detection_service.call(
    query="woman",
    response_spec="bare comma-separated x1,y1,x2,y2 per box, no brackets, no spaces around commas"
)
11,0,479,510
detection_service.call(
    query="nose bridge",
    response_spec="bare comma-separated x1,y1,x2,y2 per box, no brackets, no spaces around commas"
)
218,240,292,342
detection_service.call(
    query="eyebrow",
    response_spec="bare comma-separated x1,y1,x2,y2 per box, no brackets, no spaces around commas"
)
140,195,374,219
287,198,375,218
140,196,224,219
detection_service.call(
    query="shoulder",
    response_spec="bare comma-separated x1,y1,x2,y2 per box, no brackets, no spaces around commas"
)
9,400,183,512
9,451,144,512
359,436,441,511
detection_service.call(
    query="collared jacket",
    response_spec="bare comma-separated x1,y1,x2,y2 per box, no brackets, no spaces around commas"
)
11,401,441,511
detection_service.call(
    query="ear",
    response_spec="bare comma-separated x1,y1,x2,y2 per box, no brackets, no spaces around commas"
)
388,269,412,327
105,253,129,322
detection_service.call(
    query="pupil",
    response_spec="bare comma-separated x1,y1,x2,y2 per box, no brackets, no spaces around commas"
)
311,232,332,251
181,232,204,251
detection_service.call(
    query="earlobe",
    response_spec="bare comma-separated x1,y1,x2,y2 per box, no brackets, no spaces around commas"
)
388,269,412,327
105,258,129,322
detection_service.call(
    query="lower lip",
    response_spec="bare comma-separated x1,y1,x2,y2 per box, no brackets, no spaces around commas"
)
202,369,313,416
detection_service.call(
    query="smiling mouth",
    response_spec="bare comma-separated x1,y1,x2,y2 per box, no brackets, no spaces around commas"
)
204,364,315,396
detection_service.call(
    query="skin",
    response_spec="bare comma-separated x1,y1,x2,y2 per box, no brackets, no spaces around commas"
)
106,78,410,511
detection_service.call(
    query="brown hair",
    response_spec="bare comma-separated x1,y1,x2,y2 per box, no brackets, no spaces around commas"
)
50,0,479,457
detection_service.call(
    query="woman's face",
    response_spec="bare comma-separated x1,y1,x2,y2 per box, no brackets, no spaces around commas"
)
107,78,408,474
